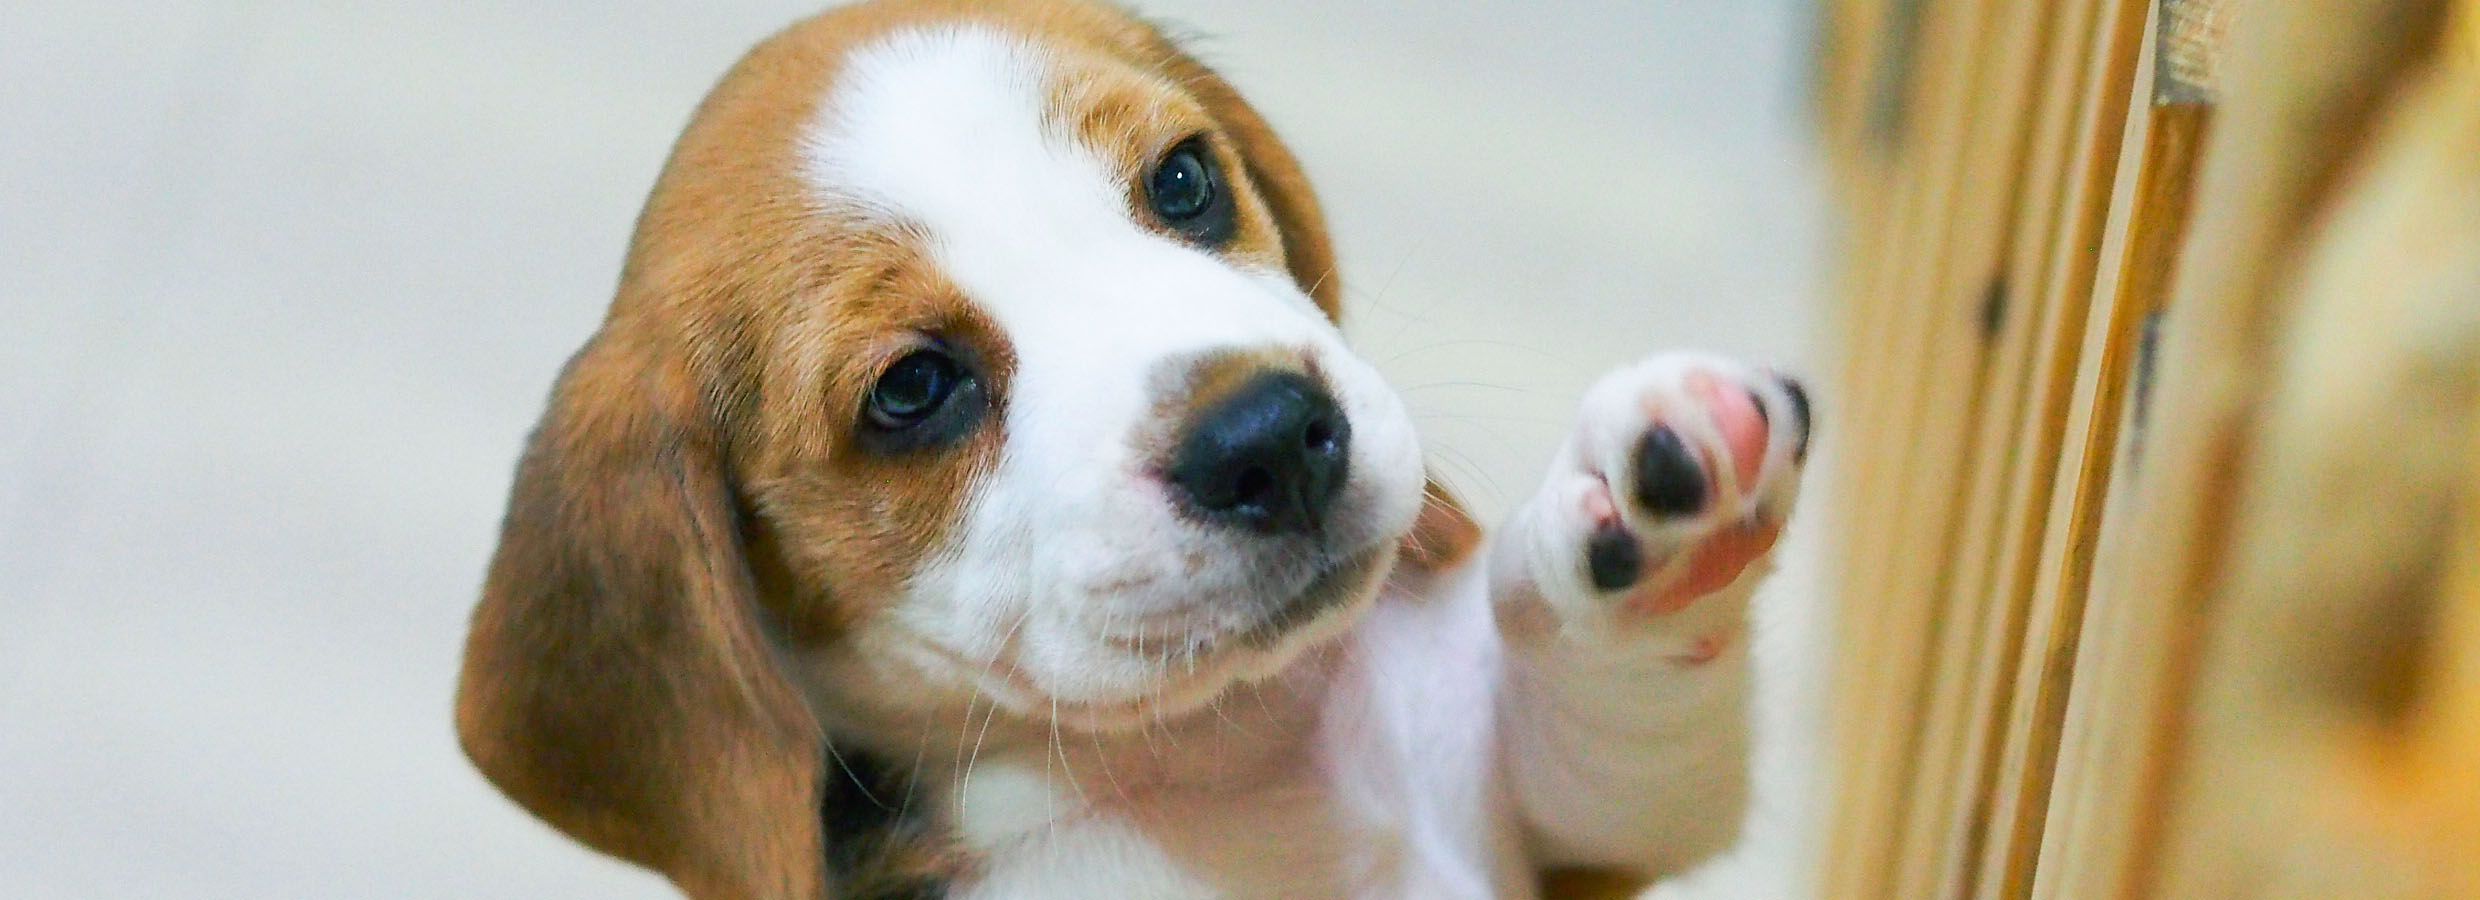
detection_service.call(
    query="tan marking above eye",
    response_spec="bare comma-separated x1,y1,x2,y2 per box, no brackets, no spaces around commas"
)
1044,61,1285,267
735,229,1017,641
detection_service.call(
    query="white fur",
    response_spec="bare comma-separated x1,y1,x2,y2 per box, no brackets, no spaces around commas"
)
789,27,1806,898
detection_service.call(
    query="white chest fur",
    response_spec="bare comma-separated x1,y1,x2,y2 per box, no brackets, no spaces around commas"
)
940,564,1527,900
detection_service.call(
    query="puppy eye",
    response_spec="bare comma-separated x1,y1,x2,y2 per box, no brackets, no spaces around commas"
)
1147,141,1216,220
1145,136,1235,246
866,349,964,430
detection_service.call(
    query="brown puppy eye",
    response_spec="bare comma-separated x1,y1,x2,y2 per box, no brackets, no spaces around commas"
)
857,344,990,456
867,349,961,429
1146,136,1235,246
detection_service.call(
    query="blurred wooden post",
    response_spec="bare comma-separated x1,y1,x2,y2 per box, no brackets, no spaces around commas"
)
1811,0,2480,895
2150,11,2480,893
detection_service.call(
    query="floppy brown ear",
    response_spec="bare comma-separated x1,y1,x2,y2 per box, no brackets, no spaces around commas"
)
455,335,827,900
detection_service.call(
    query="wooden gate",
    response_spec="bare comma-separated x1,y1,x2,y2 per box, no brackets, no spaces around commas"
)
1813,0,2480,895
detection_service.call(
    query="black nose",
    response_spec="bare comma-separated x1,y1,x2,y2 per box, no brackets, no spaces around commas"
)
1168,371,1351,535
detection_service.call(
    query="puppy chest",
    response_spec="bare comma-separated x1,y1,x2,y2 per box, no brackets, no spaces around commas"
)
946,761,1363,898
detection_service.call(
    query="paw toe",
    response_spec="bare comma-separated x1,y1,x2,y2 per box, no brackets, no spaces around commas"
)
1632,425,1707,517
1686,371,1771,492
1585,523,1645,592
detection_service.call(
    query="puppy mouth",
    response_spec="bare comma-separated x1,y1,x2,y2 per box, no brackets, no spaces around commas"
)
1239,543,1391,645
1099,540,1393,659
906,541,1392,735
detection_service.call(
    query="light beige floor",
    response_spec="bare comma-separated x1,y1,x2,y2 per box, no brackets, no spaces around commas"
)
0,2,1822,897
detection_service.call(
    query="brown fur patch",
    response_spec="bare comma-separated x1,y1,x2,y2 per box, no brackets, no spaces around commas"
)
1402,478,1485,572
1131,346,1319,474
741,235,1016,644
456,340,832,900
1126,31,1347,316
1050,69,1289,272
1541,866,1653,900
1154,346,1310,420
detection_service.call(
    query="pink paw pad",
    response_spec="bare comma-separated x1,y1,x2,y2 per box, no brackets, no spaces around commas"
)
1619,520,1782,618
1683,371,1770,496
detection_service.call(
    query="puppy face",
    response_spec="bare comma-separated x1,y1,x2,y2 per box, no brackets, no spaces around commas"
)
659,13,1426,730
785,28,1423,727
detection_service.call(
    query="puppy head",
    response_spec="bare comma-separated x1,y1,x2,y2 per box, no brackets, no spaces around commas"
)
455,1,1475,894
785,22,1440,728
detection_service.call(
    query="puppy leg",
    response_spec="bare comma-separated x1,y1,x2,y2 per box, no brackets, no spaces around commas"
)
1487,352,1811,876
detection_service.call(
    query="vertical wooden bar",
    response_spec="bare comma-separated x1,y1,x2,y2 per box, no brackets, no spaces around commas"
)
1877,0,2065,893
2155,42,2480,894
2030,0,2457,895
1809,0,2480,896
1966,2,2213,895
1823,1,2008,893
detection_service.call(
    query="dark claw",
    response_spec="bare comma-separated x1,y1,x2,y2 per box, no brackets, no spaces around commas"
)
1586,523,1643,592
1633,425,1706,517
1780,377,1813,462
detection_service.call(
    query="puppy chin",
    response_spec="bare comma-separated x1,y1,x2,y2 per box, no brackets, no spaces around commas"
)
1018,540,1399,733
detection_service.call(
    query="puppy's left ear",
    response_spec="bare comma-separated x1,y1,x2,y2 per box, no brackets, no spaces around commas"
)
455,337,828,900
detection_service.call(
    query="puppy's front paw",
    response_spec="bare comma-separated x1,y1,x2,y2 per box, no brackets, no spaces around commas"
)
1513,353,1811,637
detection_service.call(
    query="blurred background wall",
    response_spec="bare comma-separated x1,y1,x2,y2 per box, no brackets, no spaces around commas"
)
0,2,1823,897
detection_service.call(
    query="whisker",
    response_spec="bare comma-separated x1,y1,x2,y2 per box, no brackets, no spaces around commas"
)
1376,337,1570,368
1397,380,1531,395
1085,708,1136,809
950,688,984,808
957,607,1035,806
1245,678,1282,732
898,707,935,819
823,735,889,811
1049,697,1089,807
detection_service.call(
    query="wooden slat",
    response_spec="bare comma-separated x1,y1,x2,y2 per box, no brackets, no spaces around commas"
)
2418,433,2480,898
1823,0,2142,892
1876,0,2076,894
2034,0,2458,896
1982,98,2207,898
2153,40,2480,897
1970,2,2212,895
1815,0,1901,185
2428,434,2480,896
1811,0,2480,896
1821,0,2004,892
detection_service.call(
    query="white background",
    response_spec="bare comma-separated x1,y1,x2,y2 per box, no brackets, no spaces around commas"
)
0,2,1823,897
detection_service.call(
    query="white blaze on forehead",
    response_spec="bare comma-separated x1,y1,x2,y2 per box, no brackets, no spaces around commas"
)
801,27,1321,339
798,27,1427,707
804,28,1122,246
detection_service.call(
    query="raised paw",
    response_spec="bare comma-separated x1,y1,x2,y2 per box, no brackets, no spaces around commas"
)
1518,353,1812,631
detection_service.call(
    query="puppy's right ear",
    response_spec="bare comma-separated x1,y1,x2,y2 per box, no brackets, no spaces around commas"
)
455,336,827,900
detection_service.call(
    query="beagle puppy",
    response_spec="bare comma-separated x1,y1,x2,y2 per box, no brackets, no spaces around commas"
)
453,1,1812,898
